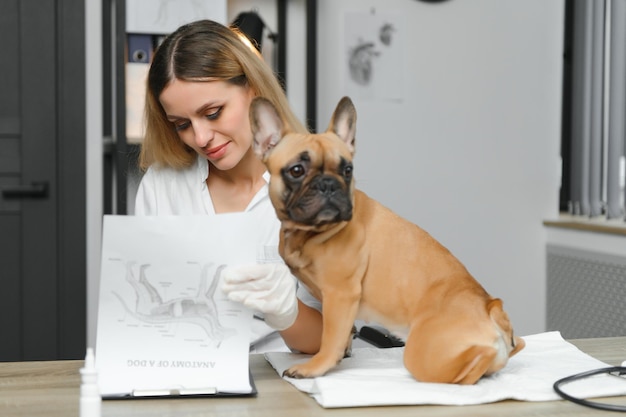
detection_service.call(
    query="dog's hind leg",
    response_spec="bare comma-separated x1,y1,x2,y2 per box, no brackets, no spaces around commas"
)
445,345,497,384
403,324,497,385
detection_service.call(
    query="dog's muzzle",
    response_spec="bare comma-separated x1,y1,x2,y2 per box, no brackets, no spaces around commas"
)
287,175,353,226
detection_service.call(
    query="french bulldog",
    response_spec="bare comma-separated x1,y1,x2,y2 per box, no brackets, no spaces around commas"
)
249,96,525,384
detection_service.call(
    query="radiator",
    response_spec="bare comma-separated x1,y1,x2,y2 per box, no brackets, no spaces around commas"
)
547,244,626,338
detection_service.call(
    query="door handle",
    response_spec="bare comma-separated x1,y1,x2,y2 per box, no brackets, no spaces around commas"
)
2,181,49,199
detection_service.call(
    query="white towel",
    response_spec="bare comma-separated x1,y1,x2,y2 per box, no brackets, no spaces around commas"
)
264,332,626,408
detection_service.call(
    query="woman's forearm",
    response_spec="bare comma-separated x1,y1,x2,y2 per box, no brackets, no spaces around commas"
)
279,300,322,354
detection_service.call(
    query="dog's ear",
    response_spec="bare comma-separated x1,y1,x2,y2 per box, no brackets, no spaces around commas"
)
327,96,357,155
250,97,283,161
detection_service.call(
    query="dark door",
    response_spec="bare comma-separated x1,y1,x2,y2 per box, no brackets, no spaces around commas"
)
0,0,86,360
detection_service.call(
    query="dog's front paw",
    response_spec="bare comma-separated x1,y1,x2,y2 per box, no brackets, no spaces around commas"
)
283,364,315,379
282,355,341,379
283,363,327,379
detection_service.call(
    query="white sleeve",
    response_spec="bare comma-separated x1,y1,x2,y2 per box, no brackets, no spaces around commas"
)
134,168,157,215
296,283,322,312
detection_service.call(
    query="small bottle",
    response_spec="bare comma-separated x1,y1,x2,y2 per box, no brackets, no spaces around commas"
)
80,347,102,417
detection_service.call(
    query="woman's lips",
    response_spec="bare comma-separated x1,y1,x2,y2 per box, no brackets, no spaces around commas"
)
205,142,229,159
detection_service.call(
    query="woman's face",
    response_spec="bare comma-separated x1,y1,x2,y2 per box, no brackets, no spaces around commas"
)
159,79,256,171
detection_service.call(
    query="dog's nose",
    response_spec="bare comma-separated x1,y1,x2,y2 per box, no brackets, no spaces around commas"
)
315,176,341,195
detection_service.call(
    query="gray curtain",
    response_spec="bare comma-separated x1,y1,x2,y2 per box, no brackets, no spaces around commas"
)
568,0,626,220
606,0,626,219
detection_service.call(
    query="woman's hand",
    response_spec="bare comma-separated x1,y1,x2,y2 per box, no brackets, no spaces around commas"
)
221,263,298,331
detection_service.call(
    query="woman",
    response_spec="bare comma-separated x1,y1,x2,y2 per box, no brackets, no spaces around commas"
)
135,19,322,354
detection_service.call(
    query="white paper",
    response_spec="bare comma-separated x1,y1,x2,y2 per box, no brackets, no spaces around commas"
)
95,214,267,397
266,332,626,408
126,0,227,34
125,63,149,143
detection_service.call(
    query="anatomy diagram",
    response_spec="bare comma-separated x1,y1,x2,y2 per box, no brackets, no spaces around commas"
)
113,261,236,346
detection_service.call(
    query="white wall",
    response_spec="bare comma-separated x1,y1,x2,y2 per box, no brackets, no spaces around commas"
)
314,0,564,337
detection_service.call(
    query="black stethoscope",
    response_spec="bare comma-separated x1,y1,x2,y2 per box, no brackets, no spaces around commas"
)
553,366,626,412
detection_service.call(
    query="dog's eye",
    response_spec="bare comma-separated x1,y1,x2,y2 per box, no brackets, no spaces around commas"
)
343,165,353,178
289,164,305,178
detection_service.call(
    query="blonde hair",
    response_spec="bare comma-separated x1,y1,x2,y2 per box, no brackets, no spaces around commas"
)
139,19,307,170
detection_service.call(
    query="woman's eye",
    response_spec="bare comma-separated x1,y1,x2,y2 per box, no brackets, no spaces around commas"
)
174,121,190,131
205,107,222,121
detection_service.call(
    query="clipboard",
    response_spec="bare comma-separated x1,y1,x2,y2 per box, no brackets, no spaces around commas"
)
102,372,257,400
95,214,277,399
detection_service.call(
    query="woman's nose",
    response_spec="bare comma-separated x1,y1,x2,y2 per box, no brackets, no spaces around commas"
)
193,122,214,148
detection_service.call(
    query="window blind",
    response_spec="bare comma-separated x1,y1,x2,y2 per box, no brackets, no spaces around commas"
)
565,0,626,220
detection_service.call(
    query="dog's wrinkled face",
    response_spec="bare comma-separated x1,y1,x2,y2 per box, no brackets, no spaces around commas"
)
250,97,358,231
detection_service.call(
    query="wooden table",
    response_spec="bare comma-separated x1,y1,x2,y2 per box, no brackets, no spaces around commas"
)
1,337,626,416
